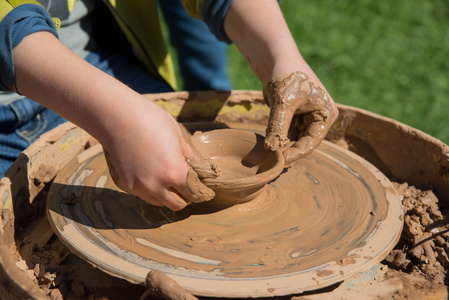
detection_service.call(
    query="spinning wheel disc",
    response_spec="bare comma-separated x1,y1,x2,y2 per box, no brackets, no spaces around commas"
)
47,126,402,297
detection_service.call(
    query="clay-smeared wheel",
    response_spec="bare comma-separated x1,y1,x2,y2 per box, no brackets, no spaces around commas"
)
47,124,402,298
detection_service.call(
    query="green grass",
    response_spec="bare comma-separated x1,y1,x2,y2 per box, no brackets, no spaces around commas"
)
227,0,449,144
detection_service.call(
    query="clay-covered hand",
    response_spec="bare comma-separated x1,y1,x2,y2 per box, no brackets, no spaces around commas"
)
177,123,220,203
264,71,337,166
102,100,216,211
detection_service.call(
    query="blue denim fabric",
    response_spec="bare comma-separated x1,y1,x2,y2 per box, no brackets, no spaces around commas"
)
159,0,231,91
0,98,66,177
0,45,171,177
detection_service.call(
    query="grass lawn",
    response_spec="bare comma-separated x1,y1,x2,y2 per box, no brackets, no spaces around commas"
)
227,0,449,144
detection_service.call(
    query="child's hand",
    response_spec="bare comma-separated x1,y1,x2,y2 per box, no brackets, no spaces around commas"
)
101,97,214,211
12,32,214,211
263,71,338,166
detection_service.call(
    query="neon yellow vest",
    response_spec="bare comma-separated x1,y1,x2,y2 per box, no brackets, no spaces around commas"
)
104,0,177,90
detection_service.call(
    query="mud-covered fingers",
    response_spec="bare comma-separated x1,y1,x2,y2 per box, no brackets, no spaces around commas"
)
165,167,215,206
177,123,220,180
166,168,215,205
263,72,310,151
283,112,333,166
282,83,335,165
186,156,220,180
185,168,215,203
283,135,316,167
265,105,296,151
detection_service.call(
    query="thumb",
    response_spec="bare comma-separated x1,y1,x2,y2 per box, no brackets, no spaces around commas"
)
186,167,215,203
177,123,220,179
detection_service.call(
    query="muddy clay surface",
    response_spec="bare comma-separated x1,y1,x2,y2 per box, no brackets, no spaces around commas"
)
6,100,449,299
44,134,400,297
15,178,448,299
298,183,449,300
382,182,449,299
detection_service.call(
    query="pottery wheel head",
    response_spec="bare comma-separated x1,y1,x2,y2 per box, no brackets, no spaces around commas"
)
47,125,403,298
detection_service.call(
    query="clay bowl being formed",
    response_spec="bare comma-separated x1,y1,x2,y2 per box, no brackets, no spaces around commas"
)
190,129,285,205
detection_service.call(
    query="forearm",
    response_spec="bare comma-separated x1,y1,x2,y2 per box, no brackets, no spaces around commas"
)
223,0,320,85
224,0,337,165
12,31,141,146
13,31,208,211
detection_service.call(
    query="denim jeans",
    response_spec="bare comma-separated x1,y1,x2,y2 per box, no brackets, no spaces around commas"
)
0,46,171,177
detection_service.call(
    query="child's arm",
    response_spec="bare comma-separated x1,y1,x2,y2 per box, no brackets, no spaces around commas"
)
13,31,199,211
224,0,338,165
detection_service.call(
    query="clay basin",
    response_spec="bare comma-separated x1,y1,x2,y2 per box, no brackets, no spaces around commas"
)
190,129,285,204
1,91,449,299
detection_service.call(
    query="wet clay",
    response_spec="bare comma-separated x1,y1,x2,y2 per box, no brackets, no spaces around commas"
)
179,125,284,205
178,123,219,203
385,182,448,285
46,126,402,297
15,181,444,299
178,123,220,181
2,91,447,299
189,129,284,205
184,168,215,203
291,182,449,300
263,72,334,166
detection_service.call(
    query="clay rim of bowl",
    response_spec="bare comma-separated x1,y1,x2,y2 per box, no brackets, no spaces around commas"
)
193,129,286,189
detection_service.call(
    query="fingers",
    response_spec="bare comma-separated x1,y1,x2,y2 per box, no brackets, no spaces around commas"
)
139,196,164,207
263,71,336,166
281,80,335,166
176,123,217,202
186,156,220,180
163,167,215,206
185,168,215,203
138,190,187,211
144,124,216,210
283,111,333,166
177,122,220,179
186,154,220,180
138,167,215,211
263,72,309,151
283,136,316,167
265,104,295,151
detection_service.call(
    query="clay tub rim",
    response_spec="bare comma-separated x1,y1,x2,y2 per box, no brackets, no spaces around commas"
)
192,129,285,190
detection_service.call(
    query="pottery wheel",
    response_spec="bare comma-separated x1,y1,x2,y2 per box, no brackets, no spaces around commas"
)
47,124,403,298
